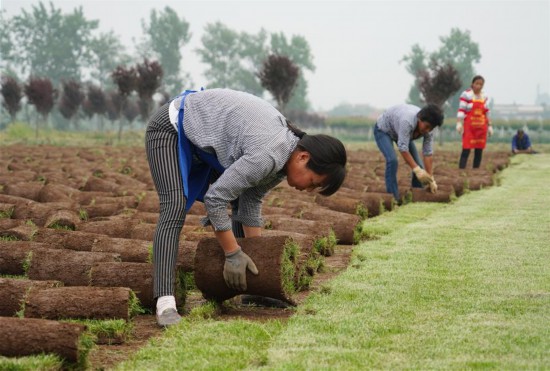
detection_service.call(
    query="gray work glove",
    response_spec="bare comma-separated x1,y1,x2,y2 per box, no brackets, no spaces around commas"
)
223,247,259,291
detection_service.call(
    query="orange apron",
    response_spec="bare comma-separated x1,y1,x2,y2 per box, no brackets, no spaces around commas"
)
462,96,488,149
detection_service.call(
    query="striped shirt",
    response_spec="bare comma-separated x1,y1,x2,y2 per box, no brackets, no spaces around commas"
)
168,88,300,231
376,104,434,155
457,89,491,121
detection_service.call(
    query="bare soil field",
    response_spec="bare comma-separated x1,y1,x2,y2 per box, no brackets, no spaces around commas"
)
0,144,510,368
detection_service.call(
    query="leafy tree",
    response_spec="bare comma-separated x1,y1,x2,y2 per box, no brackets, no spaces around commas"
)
24,76,57,138
111,65,137,137
1,75,23,123
81,98,95,120
86,84,107,130
135,59,163,120
400,44,428,106
88,31,130,89
417,59,462,107
103,96,140,142
196,23,314,110
196,22,268,95
402,28,480,112
270,32,315,111
432,28,481,109
0,11,15,72
123,98,140,126
417,59,462,145
105,90,123,122
139,6,191,95
258,54,299,113
111,65,137,98
238,28,270,95
58,80,84,128
104,90,125,141
7,1,98,85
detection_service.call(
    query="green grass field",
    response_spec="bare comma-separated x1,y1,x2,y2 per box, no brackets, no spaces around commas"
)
112,154,550,370
1,126,549,369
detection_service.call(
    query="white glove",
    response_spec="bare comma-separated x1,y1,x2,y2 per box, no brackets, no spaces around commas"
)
487,125,493,137
428,178,438,193
456,122,463,134
412,166,432,184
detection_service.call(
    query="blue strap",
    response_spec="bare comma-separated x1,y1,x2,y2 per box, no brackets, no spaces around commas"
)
177,89,196,202
176,89,225,211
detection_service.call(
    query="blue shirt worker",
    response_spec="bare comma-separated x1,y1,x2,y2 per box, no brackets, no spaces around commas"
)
511,129,535,154
374,103,444,202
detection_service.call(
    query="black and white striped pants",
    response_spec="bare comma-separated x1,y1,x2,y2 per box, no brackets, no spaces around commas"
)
146,103,186,299
145,103,244,299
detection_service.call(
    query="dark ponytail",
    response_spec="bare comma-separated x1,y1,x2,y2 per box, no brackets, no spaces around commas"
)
286,120,347,196
286,119,306,139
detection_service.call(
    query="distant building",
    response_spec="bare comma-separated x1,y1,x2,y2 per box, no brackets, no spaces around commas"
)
491,103,548,120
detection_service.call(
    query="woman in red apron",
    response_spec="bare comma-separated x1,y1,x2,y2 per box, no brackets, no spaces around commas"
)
456,75,492,169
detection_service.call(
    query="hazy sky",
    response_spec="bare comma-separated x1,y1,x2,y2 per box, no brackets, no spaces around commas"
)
3,0,550,111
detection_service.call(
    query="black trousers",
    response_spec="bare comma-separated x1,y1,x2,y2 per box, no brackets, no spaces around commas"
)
459,148,483,169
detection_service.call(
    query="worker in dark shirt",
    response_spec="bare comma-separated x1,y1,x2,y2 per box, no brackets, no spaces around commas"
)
511,129,535,154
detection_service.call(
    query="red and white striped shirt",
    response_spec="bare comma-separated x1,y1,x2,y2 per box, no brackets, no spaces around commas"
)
457,88,491,121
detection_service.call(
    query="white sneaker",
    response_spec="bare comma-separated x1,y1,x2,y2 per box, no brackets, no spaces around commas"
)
156,308,181,327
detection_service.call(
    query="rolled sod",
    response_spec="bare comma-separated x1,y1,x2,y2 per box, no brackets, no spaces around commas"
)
24,286,133,321
34,228,152,262
0,241,50,275
194,236,307,305
44,209,81,230
314,195,364,217
10,200,78,227
175,240,199,272
27,248,121,286
0,219,37,241
410,188,454,203
90,261,187,310
0,277,62,316
77,216,140,239
264,215,333,241
90,262,156,309
0,202,15,217
0,317,87,363
297,208,362,245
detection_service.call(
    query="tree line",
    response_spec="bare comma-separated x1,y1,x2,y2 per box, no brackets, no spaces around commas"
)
1,1,484,134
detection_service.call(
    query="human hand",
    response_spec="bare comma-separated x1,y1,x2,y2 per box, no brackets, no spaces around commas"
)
412,166,432,184
487,125,494,137
456,122,463,134
223,247,259,291
428,177,438,193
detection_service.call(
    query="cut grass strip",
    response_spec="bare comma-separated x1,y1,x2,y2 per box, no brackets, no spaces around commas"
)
267,154,550,369
117,319,285,370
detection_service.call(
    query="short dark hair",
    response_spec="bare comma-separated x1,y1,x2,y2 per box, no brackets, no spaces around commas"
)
297,134,347,196
472,75,485,84
417,103,444,128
